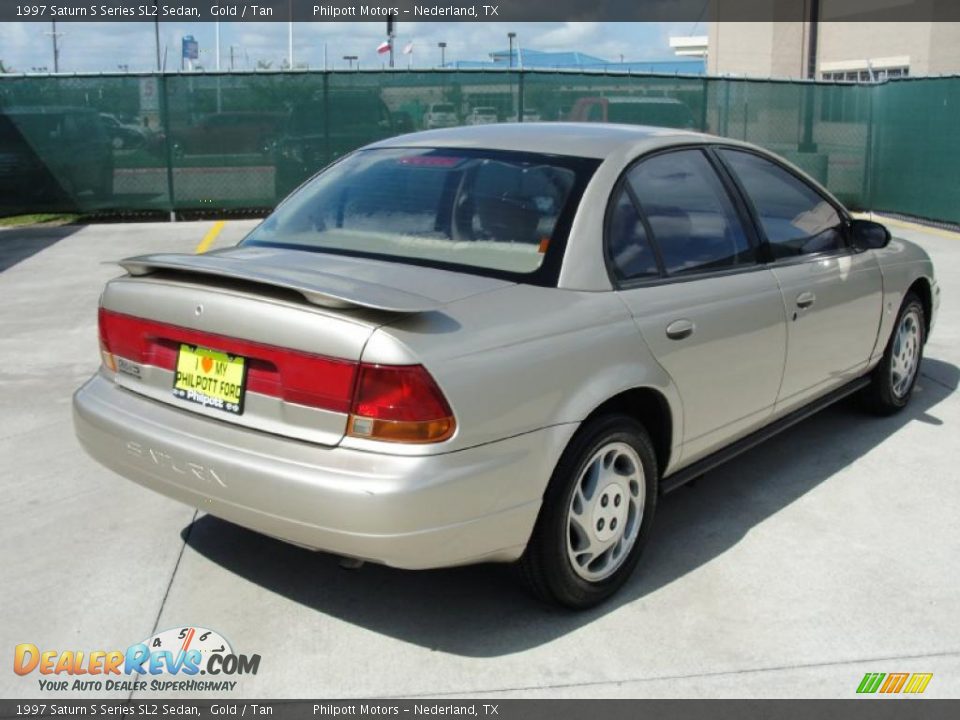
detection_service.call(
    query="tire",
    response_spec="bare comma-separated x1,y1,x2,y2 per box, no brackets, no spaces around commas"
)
520,414,658,609
864,292,925,415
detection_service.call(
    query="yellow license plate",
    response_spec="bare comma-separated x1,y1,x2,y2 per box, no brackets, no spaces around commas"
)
173,344,247,415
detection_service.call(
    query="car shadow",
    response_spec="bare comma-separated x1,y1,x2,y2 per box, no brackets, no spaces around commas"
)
182,357,958,657
0,225,83,272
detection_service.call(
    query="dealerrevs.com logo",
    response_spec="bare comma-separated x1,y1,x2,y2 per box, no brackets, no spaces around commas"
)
14,627,261,693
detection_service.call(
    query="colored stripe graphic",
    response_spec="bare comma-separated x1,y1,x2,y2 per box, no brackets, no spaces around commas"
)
857,672,933,694
857,673,886,693
903,673,933,694
880,673,909,693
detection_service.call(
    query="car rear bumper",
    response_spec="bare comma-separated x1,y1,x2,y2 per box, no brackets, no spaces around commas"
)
73,373,575,569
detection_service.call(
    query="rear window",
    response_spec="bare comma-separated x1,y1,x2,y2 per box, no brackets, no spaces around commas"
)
244,147,598,282
432,104,455,113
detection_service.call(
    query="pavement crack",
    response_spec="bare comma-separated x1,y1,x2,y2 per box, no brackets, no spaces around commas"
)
388,648,960,698
126,508,199,702
921,371,956,392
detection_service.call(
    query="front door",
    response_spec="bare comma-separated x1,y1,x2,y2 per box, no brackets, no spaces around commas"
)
716,148,883,412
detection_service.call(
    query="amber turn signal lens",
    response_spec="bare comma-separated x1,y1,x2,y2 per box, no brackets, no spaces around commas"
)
348,415,455,444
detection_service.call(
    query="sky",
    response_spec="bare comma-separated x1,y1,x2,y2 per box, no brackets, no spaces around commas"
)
0,21,703,73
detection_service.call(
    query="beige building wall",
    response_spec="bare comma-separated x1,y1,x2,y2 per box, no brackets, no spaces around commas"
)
707,22,808,78
707,21,960,78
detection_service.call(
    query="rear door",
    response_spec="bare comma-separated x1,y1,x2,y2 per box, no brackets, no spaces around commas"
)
611,148,787,466
716,148,883,413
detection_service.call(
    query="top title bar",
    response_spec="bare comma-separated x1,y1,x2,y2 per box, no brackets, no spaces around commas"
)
4,0,960,22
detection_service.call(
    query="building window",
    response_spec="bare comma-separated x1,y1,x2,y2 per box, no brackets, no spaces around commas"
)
821,66,909,83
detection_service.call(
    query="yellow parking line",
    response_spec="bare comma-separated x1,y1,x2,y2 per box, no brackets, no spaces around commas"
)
194,220,226,254
856,212,960,241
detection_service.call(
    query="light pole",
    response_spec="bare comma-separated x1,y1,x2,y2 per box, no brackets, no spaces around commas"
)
153,3,161,71
343,55,358,70
438,42,447,68
507,32,516,68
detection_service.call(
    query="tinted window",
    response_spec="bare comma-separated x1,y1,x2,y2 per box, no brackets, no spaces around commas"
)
607,188,659,281
627,150,754,275
246,148,596,277
719,149,845,259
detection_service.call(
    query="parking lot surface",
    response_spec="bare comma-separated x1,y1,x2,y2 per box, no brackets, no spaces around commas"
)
1,218,958,698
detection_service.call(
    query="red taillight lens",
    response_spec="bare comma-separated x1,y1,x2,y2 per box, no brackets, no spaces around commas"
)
97,308,455,443
348,364,456,443
97,308,357,413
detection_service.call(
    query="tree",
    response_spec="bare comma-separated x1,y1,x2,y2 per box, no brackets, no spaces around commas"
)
0,60,10,73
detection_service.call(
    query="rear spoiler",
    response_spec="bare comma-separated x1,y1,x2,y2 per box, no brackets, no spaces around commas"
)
118,253,442,313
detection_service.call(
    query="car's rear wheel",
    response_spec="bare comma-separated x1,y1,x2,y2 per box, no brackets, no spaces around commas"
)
865,292,925,414
520,414,658,609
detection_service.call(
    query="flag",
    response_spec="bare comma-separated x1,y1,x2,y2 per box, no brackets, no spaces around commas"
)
377,41,391,54
403,42,414,55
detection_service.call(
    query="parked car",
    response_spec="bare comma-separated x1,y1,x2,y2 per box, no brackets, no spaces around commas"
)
99,113,149,151
0,106,113,212
74,124,938,608
423,102,458,129
509,108,542,122
171,111,285,157
273,91,394,197
467,106,499,125
568,96,696,129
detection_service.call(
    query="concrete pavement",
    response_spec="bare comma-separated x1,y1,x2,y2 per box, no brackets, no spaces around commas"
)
0,218,957,699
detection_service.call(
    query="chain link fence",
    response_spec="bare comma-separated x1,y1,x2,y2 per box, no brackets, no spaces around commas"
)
0,70,956,223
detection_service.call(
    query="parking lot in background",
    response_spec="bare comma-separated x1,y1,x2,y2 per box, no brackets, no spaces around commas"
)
1,218,957,698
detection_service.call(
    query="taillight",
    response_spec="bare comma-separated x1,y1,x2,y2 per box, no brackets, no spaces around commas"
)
97,308,455,443
98,308,117,373
348,364,456,443
97,308,357,413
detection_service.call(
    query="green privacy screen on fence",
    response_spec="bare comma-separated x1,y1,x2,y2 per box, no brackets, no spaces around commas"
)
0,69,957,223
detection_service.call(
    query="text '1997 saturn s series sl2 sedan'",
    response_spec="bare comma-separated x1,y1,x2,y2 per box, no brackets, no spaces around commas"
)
73,123,939,608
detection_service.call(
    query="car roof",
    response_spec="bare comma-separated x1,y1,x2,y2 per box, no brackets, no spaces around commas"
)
369,122,711,160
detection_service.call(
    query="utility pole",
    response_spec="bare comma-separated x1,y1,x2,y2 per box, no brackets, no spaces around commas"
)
46,21,63,72
386,13,395,69
287,0,294,69
154,3,161,71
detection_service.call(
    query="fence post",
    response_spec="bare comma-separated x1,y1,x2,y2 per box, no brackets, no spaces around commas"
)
322,71,330,166
700,77,709,132
157,72,176,221
517,70,524,122
862,83,876,212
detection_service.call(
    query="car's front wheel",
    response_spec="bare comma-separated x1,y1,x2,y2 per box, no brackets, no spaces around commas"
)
520,414,658,609
865,291,925,414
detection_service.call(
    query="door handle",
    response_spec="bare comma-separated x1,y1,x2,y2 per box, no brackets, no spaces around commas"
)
666,319,695,340
796,291,816,309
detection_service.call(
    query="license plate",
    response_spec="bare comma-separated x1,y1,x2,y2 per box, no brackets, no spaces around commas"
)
173,344,247,415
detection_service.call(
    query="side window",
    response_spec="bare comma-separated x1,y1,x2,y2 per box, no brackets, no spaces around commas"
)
719,149,845,259
627,149,754,276
607,187,660,281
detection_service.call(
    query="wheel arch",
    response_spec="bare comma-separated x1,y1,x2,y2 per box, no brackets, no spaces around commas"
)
581,386,675,479
907,276,933,338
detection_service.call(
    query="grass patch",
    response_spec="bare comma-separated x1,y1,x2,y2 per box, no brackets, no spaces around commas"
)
0,213,82,228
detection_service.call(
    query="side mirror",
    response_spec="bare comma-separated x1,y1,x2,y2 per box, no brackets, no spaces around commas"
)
850,219,891,250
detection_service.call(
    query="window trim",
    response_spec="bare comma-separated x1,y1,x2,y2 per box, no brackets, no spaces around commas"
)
709,145,855,267
603,145,765,290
